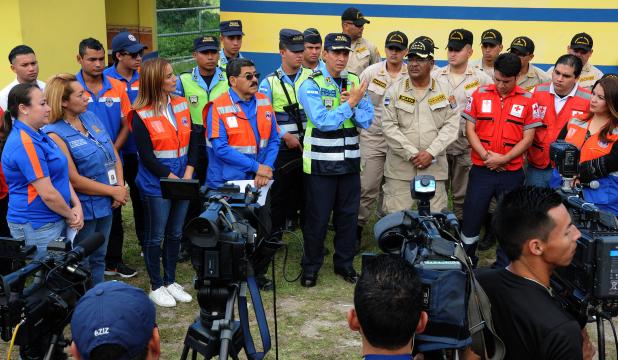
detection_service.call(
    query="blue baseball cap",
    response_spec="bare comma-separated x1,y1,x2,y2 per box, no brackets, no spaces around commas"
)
220,20,244,36
111,31,147,53
324,33,352,51
194,35,220,52
71,281,156,360
280,29,305,52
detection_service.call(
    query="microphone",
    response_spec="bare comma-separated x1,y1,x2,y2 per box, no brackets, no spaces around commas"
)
340,70,348,92
64,232,105,264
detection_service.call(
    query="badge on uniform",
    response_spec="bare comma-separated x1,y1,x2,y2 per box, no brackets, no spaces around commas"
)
383,96,390,107
465,96,473,112
182,117,189,127
105,98,114,107
69,138,88,148
226,116,238,128
265,111,272,120
536,105,547,119
106,162,118,185
324,98,334,109
189,95,198,104
510,104,524,118
481,99,492,113
448,95,457,109
572,110,584,117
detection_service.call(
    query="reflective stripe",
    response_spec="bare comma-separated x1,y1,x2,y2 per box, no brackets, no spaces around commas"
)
571,118,588,128
173,102,188,113
256,98,270,106
303,151,344,161
611,171,618,177
179,145,189,156
345,136,359,145
231,145,257,154
305,136,344,147
345,149,361,158
259,139,268,148
217,105,236,114
279,123,307,133
98,97,121,103
138,110,154,118
152,146,189,159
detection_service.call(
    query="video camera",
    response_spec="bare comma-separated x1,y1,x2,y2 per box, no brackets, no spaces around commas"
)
0,233,104,360
549,141,618,326
371,176,473,355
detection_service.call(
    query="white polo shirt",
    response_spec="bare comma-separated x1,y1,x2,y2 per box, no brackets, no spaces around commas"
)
0,79,46,110
549,82,578,114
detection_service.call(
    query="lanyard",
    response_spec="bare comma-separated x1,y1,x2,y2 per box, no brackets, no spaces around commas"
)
64,119,113,163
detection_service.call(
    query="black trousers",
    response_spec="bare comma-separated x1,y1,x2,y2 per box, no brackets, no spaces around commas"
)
106,153,144,266
0,195,10,237
301,172,360,273
270,148,304,235
183,124,209,249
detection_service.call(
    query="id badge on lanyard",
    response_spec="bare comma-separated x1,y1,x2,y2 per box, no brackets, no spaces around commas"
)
106,161,118,185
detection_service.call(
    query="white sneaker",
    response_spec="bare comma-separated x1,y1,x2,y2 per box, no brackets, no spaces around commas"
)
149,286,176,307
166,282,192,303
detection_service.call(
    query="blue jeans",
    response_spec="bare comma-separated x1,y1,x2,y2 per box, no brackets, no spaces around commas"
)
525,165,553,188
142,196,189,290
8,220,66,255
74,215,112,285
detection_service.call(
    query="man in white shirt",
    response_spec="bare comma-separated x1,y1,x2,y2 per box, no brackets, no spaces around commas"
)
0,45,45,110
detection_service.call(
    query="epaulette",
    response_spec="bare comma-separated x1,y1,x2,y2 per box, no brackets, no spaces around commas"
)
535,84,550,92
574,89,591,100
309,70,323,79
522,91,532,99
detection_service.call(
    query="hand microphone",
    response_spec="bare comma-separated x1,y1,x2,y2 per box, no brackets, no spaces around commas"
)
64,232,105,264
340,70,348,92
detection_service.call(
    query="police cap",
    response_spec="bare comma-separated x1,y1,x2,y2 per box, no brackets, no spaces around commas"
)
481,29,502,45
304,28,322,44
324,33,352,51
508,36,535,55
112,31,147,53
414,36,438,50
570,32,593,52
447,29,473,51
194,35,219,52
280,29,305,52
220,20,244,36
341,7,370,27
385,31,408,51
407,40,434,59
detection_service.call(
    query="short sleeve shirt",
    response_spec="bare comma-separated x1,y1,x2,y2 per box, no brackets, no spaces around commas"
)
2,120,71,228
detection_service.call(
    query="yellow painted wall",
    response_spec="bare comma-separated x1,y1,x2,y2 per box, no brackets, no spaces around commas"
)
0,0,24,86
106,0,157,49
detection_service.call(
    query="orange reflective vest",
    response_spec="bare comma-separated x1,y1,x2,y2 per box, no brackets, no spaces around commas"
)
528,83,590,168
564,116,618,162
133,96,192,196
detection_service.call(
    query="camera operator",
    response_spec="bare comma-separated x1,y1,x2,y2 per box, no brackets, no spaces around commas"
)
70,281,160,360
347,254,428,359
554,74,618,215
476,186,595,360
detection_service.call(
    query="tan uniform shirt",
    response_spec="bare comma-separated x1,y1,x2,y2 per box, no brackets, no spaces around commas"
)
431,65,494,155
470,58,495,80
546,62,603,91
517,64,551,92
345,37,381,76
382,77,459,181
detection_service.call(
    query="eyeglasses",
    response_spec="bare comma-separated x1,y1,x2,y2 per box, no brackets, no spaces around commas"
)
120,50,144,58
240,72,260,81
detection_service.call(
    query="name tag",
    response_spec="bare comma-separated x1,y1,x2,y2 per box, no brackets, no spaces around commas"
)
482,100,492,113
69,139,88,148
372,78,387,88
106,162,118,185
398,95,416,105
226,116,238,128
464,80,480,90
428,94,447,106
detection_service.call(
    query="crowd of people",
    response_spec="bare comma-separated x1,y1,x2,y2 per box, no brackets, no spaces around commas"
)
1,6,617,359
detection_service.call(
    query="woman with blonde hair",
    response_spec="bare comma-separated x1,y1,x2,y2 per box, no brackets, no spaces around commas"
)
132,58,197,307
44,73,127,284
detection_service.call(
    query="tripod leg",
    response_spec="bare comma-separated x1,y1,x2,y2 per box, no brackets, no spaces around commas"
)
597,316,605,360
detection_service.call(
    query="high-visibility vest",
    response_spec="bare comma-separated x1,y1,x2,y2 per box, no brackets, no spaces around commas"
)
133,96,192,197
302,71,361,175
179,67,229,125
264,67,313,138
528,83,590,168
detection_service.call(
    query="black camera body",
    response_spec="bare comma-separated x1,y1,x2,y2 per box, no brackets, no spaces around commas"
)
549,141,618,324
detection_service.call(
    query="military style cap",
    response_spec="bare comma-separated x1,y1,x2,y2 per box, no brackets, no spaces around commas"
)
414,36,438,50
407,40,434,58
481,29,502,45
385,31,408,51
447,29,473,51
508,36,535,55
341,7,370,27
304,28,322,44
280,29,305,52
324,33,352,51
570,32,593,52
220,20,244,36
194,35,219,52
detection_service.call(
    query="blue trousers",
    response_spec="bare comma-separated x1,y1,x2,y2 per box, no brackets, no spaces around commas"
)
8,219,66,255
74,215,112,285
525,165,553,188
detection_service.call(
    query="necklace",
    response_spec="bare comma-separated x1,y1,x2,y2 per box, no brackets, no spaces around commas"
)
506,265,554,297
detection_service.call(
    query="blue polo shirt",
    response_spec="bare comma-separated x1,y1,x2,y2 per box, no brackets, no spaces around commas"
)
103,65,139,154
2,120,71,228
76,71,131,144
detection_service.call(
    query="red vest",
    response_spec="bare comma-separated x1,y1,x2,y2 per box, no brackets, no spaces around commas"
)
203,92,274,155
528,83,590,168
564,116,618,162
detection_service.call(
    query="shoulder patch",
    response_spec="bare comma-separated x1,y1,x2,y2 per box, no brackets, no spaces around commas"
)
521,91,533,99
428,93,447,106
372,78,387,88
398,94,416,105
579,75,595,82
575,89,591,100
309,70,323,79
464,80,480,91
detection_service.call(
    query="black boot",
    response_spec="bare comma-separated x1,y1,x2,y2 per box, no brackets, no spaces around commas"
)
478,213,496,251
356,226,363,253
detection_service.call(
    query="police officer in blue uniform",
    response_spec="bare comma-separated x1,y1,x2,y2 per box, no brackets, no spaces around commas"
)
298,33,374,287
218,20,245,70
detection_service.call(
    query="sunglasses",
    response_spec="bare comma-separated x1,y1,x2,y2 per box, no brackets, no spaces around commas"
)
120,50,144,58
239,72,260,81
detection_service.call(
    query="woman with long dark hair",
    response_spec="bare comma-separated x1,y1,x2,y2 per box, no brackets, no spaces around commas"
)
1,83,83,253
132,58,197,307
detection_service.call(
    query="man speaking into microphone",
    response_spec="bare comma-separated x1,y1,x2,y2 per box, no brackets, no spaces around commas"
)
297,33,374,287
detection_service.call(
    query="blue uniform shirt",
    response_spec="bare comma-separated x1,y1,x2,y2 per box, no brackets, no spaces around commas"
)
103,65,140,154
258,66,305,138
175,66,226,97
297,62,374,132
206,89,280,189
2,120,71,228
218,49,244,68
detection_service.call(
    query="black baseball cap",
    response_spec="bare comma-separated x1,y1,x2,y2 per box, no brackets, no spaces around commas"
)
481,29,502,45
508,36,535,55
385,31,408,51
324,33,352,51
407,40,434,59
111,31,147,53
341,7,370,27
280,29,305,52
570,32,593,52
220,20,244,36
194,35,219,52
414,36,438,50
304,28,322,44
447,29,473,51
